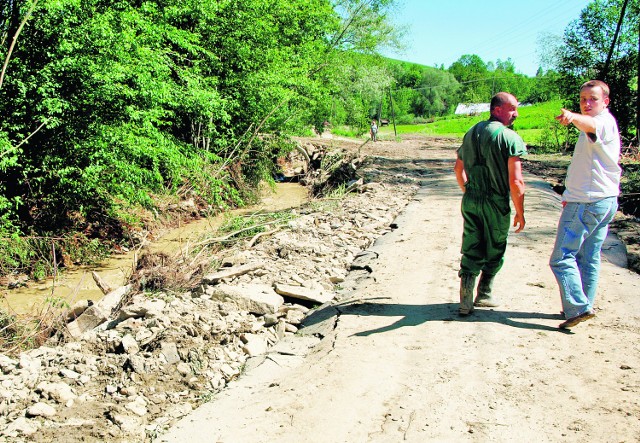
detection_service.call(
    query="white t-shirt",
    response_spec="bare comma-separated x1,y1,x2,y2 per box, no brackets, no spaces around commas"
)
562,108,621,203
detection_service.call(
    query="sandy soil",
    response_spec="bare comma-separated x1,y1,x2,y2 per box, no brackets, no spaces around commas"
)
159,135,640,443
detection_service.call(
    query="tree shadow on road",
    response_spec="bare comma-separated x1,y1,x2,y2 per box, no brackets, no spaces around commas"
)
303,299,566,336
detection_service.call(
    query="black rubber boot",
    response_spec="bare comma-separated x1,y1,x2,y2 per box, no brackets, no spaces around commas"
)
474,272,499,307
459,273,476,316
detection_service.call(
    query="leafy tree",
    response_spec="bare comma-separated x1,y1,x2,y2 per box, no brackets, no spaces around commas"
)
0,0,406,275
525,69,562,103
495,58,516,73
448,54,492,102
555,0,639,139
386,62,459,120
447,54,541,105
309,0,405,132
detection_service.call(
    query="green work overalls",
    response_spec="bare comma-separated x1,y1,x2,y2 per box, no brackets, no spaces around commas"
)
458,120,524,277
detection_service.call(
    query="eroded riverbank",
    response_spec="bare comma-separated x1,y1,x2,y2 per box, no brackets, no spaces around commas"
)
1,183,309,315
0,141,420,441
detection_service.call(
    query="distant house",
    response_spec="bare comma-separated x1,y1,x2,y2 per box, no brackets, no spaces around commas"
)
454,103,490,116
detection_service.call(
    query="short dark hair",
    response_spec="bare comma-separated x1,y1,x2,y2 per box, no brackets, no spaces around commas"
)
581,80,610,97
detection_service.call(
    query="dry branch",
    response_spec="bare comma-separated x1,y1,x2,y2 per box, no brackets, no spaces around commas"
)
247,227,280,248
194,220,280,247
91,271,112,295
0,0,38,90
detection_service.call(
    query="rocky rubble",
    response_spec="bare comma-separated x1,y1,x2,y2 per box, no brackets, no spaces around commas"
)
0,176,418,442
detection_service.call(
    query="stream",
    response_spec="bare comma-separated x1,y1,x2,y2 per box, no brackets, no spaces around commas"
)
1,183,309,315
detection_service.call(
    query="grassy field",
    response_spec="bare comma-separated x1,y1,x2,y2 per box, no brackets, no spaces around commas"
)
377,100,563,146
330,102,639,219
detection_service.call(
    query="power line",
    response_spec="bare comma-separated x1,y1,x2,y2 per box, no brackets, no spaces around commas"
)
467,0,588,57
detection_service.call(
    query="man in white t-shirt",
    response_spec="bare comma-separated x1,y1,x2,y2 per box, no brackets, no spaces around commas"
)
550,80,621,330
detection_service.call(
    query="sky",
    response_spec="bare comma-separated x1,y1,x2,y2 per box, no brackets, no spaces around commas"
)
382,0,593,77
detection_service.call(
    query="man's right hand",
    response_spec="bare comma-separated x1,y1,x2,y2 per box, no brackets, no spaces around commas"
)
513,213,525,233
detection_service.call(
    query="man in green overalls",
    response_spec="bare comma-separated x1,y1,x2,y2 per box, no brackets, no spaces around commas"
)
454,92,527,315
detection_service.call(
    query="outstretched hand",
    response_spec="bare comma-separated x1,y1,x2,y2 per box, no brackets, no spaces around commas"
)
513,213,525,233
555,108,574,126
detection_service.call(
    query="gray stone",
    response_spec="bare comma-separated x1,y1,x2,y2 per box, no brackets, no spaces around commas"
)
161,342,181,365
111,413,144,435
121,334,139,355
18,354,41,372
127,355,147,374
95,284,133,316
26,402,57,418
4,416,39,437
240,334,268,357
0,354,17,373
285,309,306,325
125,397,148,417
79,375,91,385
176,362,191,376
117,298,167,321
0,386,12,401
114,317,144,332
66,306,108,339
263,313,279,327
59,368,81,380
66,299,91,321
273,283,334,304
37,381,77,404
208,283,284,315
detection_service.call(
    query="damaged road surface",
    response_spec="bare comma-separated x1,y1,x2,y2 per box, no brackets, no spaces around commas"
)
159,137,640,443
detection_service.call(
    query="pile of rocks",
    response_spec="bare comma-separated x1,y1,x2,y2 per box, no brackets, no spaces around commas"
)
0,177,418,442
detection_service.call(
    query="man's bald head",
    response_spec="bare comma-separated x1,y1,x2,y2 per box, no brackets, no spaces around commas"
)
490,92,517,111
490,92,519,126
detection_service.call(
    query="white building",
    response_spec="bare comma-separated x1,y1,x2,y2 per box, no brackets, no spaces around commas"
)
454,103,490,115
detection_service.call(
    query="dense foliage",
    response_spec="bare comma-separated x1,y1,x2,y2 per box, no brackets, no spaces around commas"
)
378,54,562,129
553,0,639,140
0,0,637,279
385,60,460,122
0,0,403,276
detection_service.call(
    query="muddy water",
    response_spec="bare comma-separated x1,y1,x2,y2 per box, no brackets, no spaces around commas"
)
1,183,309,315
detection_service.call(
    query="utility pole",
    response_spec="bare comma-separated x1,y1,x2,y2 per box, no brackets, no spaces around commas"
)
388,87,397,137
636,16,639,144
602,0,629,81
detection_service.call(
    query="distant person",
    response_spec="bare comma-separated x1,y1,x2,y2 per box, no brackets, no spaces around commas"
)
370,120,378,142
454,92,526,315
550,80,621,329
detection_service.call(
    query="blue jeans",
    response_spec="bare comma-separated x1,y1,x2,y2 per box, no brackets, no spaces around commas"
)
549,197,618,318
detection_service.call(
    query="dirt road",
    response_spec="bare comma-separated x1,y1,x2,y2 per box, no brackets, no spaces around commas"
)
159,136,640,442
